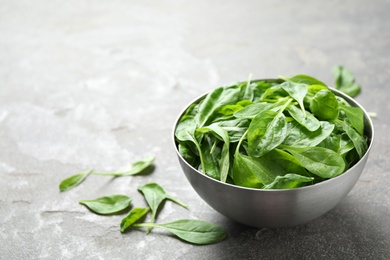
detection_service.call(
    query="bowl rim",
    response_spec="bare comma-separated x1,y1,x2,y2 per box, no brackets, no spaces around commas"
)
172,80,375,192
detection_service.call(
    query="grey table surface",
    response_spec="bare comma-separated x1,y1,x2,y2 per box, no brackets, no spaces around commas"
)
1,0,389,259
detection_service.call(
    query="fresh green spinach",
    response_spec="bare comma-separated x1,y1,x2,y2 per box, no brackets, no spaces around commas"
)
175,67,369,189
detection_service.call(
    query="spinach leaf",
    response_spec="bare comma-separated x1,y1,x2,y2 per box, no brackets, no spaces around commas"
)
310,90,339,121
332,65,361,97
263,174,314,189
280,74,327,86
342,121,368,158
59,169,92,192
178,142,199,168
232,152,284,186
79,194,132,215
263,149,309,177
199,136,221,179
92,156,155,176
281,82,308,116
120,207,150,233
338,133,355,155
134,219,227,245
197,85,243,127
282,121,334,147
283,146,345,178
247,109,288,157
197,125,230,182
286,104,320,131
232,152,264,188
138,183,188,233
233,102,274,119
339,104,364,135
175,116,198,143
214,118,249,142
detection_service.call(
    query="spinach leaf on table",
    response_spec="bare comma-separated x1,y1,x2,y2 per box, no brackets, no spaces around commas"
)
79,194,132,215
59,169,92,192
120,207,150,233
332,65,361,97
134,219,227,245
138,183,188,234
93,156,155,177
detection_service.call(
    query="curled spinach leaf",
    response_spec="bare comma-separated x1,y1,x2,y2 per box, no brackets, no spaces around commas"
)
310,90,339,121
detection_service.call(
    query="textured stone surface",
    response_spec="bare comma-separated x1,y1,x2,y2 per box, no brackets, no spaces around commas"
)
1,0,389,259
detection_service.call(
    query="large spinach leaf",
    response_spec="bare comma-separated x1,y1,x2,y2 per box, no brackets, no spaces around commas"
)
282,146,346,178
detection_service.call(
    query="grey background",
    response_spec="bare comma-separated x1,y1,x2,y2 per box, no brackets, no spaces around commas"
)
0,0,389,259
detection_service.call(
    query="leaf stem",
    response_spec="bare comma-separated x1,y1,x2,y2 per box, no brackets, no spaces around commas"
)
277,97,293,116
235,129,248,155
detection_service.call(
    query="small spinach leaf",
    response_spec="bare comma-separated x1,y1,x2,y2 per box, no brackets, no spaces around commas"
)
93,156,155,176
59,169,92,192
79,194,132,215
332,65,361,97
120,207,150,233
281,82,308,116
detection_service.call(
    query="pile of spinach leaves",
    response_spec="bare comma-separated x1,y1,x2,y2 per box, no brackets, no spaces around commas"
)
59,157,227,245
175,69,369,189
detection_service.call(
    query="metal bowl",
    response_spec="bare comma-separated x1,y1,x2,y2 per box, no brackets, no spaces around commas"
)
173,86,374,228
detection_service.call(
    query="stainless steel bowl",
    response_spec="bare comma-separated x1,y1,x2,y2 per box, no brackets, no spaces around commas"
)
173,86,374,228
